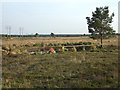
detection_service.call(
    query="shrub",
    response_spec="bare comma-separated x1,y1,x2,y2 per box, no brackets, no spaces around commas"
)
33,43,44,47
48,43,54,46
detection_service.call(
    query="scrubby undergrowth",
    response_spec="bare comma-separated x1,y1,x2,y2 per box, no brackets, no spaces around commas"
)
2,51,118,88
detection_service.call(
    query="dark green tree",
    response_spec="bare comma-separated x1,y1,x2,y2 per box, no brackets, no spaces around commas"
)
86,6,115,47
50,32,55,38
35,33,39,37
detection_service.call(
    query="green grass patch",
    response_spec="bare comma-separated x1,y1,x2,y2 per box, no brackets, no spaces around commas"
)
2,51,118,88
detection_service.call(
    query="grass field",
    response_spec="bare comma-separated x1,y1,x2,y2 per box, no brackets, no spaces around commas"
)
2,36,118,46
1,36,119,88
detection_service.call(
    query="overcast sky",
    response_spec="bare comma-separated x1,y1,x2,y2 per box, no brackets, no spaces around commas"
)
1,0,119,35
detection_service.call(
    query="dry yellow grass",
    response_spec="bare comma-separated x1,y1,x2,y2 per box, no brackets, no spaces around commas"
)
2,36,118,47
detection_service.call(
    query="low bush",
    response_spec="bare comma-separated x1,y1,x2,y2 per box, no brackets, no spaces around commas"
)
33,43,44,47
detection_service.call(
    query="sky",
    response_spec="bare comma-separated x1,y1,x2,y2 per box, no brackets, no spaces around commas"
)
0,0,119,35
118,1,120,33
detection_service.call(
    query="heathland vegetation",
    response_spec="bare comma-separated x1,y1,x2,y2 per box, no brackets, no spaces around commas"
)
1,6,119,88
2,36,119,88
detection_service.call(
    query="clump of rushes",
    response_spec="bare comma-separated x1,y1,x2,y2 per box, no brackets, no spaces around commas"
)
58,43,61,46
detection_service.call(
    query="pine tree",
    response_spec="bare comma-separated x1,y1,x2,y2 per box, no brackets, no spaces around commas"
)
86,6,115,47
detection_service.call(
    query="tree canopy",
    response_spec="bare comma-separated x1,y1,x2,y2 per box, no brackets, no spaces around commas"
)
86,6,115,47
50,32,55,38
35,33,39,37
